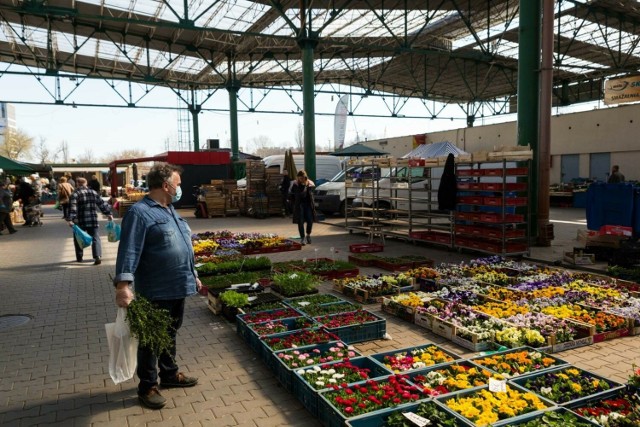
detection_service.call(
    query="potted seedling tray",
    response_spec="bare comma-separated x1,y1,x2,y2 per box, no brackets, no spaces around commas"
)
353,285,400,304
272,341,362,395
283,294,345,310
510,366,625,407
348,253,381,267
349,243,384,253
345,400,474,427
259,327,341,367
245,316,316,354
292,356,390,417
469,346,569,379
370,343,461,375
493,407,600,426
236,307,303,343
316,310,387,344
241,240,302,255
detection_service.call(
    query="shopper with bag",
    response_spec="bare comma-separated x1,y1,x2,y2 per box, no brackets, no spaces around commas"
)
67,177,113,264
57,176,74,220
113,162,202,410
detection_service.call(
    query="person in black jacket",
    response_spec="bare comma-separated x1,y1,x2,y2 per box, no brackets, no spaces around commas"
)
14,178,36,226
290,170,316,245
89,175,102,194
438,153,457,211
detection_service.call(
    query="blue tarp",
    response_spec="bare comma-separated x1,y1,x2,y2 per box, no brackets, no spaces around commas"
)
402,141,468,159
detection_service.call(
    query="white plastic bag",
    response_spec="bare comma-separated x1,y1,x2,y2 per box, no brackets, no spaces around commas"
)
105,307,138,384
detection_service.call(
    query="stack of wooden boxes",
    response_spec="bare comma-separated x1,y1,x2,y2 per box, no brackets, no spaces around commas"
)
203,182,226,216
265,168,284,216
245,161,266,217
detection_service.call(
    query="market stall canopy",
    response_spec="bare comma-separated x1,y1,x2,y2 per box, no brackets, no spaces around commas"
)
330,143,388,157
402,142,468,159
0,155,34,174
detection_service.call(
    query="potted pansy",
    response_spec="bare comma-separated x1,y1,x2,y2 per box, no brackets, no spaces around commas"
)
517,367,614,405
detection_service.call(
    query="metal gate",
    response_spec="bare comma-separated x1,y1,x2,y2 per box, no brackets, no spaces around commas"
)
561,154,580,183
589,153,610,182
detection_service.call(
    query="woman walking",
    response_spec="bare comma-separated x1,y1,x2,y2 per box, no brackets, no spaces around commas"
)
57,176,74,220
290,170,317,245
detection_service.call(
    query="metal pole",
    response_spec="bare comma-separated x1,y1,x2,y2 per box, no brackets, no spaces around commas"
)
517,0,541,242
538,0,554,246
228,85,240,161
191,105,200,152
301,39,317,181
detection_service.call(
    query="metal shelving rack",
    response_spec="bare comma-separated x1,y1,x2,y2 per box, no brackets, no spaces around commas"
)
454,159,531,256
344,158,381,234
378,163,454,248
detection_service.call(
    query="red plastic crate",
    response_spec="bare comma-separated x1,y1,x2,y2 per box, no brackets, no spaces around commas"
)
506,167,529,176
409,231,435,240
457,169,483,177
458,196,484,205
349,243,384,253
481,183,527,191
482,168,503,176
457,182,483,190
455,225,484,236
483,197,528,206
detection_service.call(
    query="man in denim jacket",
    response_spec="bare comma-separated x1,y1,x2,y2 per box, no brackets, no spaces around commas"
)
113,162,203,409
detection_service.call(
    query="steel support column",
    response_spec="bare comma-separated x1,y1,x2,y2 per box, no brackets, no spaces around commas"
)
228,84,240,161
300,38,318,181
538,0,554,246
517,0,541,242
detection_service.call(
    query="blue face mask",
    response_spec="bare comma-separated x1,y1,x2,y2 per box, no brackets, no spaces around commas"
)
172,185,182,203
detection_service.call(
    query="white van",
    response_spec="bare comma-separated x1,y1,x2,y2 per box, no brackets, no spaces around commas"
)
238,154,342,187
263,154,341,182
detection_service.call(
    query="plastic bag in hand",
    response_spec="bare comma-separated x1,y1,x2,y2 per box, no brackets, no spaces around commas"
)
105,307,138,384
72,224,93,248
106,220,121,243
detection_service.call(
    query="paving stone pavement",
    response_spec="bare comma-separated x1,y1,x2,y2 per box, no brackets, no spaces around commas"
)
0,206,638,426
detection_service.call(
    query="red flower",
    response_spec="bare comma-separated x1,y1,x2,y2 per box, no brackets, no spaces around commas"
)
345,407,354,414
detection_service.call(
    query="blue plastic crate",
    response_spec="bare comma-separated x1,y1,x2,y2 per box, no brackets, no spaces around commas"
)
587,182,635,230
509,366,625,407
345,400,474,427
496,407,600,426
319,310,386,344
564,387,636,418
245,316,315,354
272,341,362,395
283,294,346,311
236,307,304,345
437,383,557,427
292,356,390,417
318,375,425,427
259,327,342,367
468,346,569,379
304,301,361,318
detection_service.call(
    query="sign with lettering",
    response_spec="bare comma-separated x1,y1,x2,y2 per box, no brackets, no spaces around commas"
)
604,75,640,105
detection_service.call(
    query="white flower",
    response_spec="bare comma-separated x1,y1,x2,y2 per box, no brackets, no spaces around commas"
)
296,369,305,375
315,381,325,386
333,373,345,379
327,369,336,375
328,378,337,383
539,386,552,395
313,365,322,372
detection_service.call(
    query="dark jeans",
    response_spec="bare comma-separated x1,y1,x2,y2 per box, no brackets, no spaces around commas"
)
72,225,102,260
297,204,314,238
0,211,16,233
137,298,184,395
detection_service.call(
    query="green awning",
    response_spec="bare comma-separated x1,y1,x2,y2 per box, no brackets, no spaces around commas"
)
0,155,35,174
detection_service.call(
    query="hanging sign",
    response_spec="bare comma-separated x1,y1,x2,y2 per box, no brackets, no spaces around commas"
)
604,75,640,105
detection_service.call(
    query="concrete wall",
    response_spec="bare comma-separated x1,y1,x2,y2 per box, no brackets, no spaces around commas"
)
362,102,640,183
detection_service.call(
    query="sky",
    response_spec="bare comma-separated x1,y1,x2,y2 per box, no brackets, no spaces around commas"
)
0,68,487,162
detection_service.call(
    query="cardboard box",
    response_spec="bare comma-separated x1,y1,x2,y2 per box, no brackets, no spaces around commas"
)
577,229,626,249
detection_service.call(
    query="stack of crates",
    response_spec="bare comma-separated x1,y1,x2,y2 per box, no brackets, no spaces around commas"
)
245,161,266,216
266,168,284,216
203,183,226,217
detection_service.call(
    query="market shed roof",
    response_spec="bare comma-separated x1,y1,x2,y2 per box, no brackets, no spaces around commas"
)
0,0,638,106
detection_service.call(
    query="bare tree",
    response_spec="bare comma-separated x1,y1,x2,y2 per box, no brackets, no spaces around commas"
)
77,148,96,163
0,128,34,160
32,137,56,163
254,146,287,158
57,140,70,163
294,121,304,152
101,149,148,163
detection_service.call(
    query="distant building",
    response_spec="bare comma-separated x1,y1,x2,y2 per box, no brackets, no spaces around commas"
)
0,102,16,146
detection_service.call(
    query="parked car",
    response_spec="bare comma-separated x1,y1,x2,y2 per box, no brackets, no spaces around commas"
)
314,166,386,216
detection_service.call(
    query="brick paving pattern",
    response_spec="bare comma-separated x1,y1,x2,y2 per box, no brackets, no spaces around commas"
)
1,206,638,426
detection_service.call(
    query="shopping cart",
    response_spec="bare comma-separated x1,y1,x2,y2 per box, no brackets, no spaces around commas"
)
24,198,43,227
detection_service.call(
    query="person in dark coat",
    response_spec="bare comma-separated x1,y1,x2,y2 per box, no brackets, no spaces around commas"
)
437,153,457,211
290,170,316,245
89,175,102,194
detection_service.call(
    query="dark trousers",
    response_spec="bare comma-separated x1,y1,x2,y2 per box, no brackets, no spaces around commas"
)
61,203,70,220
297,204,314,238
73,225,102,260
282,194,291,215
137,298,184,394
0,211,16,233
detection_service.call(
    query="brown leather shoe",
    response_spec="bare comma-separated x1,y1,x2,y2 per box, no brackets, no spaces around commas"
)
138,386,166,409
161,372,198,388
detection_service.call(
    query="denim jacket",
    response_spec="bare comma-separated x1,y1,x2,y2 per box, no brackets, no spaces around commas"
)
114,196,197,300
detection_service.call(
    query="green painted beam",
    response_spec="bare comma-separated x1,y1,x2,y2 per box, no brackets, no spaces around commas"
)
300,38,317,181
191,104,201,152
517,0,541,241
228,85,240,161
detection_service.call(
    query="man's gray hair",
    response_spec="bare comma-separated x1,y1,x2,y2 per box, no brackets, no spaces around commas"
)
147,162,183,190
77,177,87,186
